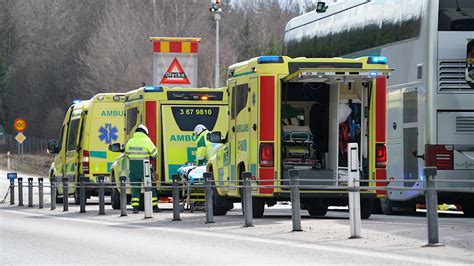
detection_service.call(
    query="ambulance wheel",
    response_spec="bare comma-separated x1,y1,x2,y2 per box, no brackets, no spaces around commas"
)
111,188,121,210
212,188,228,216
360,198,373,219
252,198,265,218
55,188,63,204
307,200,327,217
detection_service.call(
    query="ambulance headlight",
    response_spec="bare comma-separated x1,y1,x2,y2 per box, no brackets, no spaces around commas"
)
367,56,387,64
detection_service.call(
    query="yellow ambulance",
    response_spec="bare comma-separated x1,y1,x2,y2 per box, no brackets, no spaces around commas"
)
47,93,126,204
206,56,391,218
108,86,228,209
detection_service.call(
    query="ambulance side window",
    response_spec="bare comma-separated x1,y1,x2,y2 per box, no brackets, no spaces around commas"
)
66,119,80,151
235,84,249,117
58,125,65,150
126,107,138,134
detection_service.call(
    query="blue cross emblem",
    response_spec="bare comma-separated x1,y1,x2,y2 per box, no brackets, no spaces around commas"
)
98,124,118,144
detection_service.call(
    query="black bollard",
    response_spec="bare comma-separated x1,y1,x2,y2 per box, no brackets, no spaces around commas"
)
9,179,15,205
98,176,105,215
28,178,33,207
18,177,24,207
79,176,86,213
119,176,127,217
172,174,181,221
38,178,44,209
51,177,56,210
204,172,215,224
63,177,69,212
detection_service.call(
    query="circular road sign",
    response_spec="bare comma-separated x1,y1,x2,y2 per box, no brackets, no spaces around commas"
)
13,118,27,132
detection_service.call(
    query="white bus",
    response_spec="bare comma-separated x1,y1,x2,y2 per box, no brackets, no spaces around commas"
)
283,0,474,217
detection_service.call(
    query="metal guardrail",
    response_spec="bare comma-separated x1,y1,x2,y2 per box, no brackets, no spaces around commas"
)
4,166,470,247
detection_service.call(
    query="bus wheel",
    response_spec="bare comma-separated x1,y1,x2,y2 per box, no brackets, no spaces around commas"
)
307,200,328,217
252,198,265,218
360,198,373,219
111,188,121,210
462,201,474,218
380,197,395,215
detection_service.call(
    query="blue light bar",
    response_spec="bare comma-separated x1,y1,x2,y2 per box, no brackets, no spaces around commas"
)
72,100,81,104
144,86,162,92
367,56,387,64
257,56,284,64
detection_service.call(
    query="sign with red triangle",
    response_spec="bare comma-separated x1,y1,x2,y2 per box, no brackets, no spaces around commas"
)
160,57,191,85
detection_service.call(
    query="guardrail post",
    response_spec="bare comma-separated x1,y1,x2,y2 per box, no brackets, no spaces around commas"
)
424,167,442,247
18,177,23,206
348,143,362,239
38,178,44,209
242,172,253,227
204,172,215,224
28,177,33,207
119,176,127,217
79,176,86,213
63,177,69,212
9,179,15,205
98,175,105,215
51,177,56,210
289,169,302,232
172,174,181,222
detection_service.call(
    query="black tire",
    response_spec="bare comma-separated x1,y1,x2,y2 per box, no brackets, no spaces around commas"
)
380,197,395,215
252,198,265,218
372,199,383,214
360,198,373,219
55,188,63,204
462,201,474,218
212,188,228,216
111,188,121,210
307,200,328,216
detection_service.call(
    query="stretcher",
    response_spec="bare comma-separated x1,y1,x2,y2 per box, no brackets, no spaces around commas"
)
282,125,317,169
177,165,206,212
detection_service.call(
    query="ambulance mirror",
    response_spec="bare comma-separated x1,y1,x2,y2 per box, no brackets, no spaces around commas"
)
47,139,59,154
208,132,223,143
109,143,123,153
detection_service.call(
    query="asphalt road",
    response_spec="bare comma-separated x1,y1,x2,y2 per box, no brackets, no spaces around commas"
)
1,203,473,264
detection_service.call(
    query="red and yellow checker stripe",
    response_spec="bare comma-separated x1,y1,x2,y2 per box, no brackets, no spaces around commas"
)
150,37,201,54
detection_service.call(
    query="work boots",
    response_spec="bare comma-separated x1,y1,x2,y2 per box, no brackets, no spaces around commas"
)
153,206,161,213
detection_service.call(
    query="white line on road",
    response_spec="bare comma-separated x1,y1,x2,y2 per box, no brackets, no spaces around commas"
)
0,208,457,265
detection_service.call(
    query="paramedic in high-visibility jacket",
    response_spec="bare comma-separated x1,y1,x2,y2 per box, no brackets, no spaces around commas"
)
194,124,221,166
125,125,160,213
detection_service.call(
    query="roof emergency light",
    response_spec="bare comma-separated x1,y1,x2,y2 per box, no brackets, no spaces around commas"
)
367,56,388,64
73,100,81,104
144,86,163,92
257,56,284,64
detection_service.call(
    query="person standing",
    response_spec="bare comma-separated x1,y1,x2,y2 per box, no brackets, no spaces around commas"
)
194,124,220,166
125,125,160,213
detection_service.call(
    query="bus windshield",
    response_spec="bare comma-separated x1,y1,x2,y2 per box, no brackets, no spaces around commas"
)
439,0,474,31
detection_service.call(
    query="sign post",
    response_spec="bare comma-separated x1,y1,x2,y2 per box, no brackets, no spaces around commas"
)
348,143,361,239
13,118,27,171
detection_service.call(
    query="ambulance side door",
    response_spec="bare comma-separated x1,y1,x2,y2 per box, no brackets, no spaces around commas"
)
228,81,238,195
234,81,250,195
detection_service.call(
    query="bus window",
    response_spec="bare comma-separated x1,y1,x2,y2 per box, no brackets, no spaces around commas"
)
438,0,474,31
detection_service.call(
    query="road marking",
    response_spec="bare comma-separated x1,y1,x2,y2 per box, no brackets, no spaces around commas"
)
0,208,460,264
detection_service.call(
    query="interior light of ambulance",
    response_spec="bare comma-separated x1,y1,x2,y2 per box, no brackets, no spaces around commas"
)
257,56,284,64
367,56,387,64
144,86,162,92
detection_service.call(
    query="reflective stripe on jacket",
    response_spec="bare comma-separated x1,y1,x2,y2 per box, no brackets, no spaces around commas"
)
125,132,158,160
195,130,220,165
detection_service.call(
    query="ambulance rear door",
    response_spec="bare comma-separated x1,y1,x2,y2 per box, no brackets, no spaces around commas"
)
161,104,228,184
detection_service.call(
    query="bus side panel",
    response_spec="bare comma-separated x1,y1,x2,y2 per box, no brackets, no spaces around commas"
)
258,76,275,195
375,77,387,196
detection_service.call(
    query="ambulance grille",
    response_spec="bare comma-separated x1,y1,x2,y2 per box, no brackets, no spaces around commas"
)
438,60,472,91
456,116,474,133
